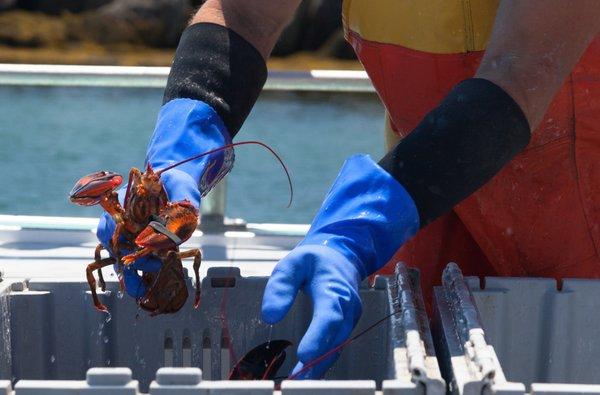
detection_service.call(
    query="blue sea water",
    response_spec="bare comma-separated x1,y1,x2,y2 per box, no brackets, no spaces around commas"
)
0,86,384,224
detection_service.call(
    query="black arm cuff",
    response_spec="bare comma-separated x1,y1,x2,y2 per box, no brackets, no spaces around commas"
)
378,78,531,226
163,23,268,137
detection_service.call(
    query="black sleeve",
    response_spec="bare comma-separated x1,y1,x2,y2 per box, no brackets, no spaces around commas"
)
163,23,268,137
378,78,531,226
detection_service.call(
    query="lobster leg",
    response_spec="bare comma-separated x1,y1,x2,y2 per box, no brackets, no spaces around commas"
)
94,244,108,292
122,247,153,265
179,249,202,309
111,222,123,261
86,257,116,313
112,238,137,294
111,223,128,292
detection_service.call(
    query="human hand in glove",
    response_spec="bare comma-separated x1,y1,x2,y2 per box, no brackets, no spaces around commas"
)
261,155,420,379
96,98,233,299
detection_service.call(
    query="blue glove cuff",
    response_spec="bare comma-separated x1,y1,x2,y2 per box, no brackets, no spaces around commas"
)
146,98,234,198
300,154,420,278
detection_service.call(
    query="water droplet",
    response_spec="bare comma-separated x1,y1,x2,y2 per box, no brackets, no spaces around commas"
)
50,355,55,363
117,290,124,299
103,337,109,344
266,325,273,349
106,359,111,366
104,313,112,323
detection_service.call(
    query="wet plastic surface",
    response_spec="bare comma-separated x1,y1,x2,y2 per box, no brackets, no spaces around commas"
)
0,264,444,395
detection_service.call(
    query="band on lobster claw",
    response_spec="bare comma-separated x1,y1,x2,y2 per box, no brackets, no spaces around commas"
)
148,220,183,245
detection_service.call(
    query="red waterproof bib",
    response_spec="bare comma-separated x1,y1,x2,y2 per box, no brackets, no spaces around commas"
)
343,0,600,303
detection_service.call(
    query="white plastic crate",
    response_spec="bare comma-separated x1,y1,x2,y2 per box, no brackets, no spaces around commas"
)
0,367,433,395
434,263,600,395
0,264,444,395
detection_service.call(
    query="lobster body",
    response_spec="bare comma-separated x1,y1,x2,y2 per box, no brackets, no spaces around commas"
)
124,165,169,235
70,164,201,316
138,250,189,316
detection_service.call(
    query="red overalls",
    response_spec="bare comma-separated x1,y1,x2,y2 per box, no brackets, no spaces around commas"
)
342,0,600,303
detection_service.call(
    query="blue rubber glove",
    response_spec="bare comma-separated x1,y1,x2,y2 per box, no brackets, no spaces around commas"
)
97,98,233,298
261,154,420,379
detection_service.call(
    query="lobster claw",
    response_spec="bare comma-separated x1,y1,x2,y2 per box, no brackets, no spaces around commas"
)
135,220,182,250
137,201,198,247
69,171,123,206
122,201,199,264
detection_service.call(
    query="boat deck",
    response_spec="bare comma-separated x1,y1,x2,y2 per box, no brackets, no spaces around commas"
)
0,215,307,281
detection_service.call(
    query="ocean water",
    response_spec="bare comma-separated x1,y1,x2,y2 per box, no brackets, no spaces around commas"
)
0,86,385,224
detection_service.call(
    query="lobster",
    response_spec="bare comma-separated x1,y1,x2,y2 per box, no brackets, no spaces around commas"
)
69,141,292,316
229,340,292,380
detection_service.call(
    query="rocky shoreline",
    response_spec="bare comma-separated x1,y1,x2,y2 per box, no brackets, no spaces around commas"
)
0,1,359,69
0,44,362,70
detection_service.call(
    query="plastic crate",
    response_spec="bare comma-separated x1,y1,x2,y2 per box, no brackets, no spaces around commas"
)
0,264,444,394
434,263,600,395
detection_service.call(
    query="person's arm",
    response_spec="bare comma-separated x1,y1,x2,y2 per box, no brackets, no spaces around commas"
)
96,1,300,300
262,0,600,380
163,0,301,138
380,0,600,226
477,0,600,129
191,0,301,60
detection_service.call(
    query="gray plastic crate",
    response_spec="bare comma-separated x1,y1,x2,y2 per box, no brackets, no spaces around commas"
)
434,263,600,395
0,264,444,394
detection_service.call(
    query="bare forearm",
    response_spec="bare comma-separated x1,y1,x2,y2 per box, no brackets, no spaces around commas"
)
191,0,301,59
476,0,600,129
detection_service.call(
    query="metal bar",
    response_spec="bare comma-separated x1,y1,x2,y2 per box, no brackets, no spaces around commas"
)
442,263,486,346
0,64,375,92
392,263,425,371
200,180,227,220
388,262,446,395
199,181,243,234
434,264,528,395
441,263,501,383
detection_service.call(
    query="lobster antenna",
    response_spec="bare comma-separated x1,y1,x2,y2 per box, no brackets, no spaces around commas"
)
287,311,397,380
156,141,293,208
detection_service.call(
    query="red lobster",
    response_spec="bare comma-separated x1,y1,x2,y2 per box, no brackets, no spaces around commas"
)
69,141,291,316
